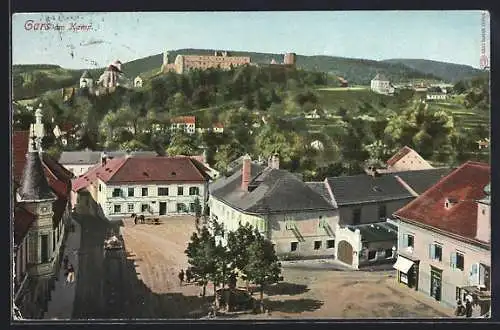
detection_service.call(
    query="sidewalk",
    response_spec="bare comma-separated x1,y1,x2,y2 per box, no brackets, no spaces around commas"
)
44,218,81,319
384,278,455,317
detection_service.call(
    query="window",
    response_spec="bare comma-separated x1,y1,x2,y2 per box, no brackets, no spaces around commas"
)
114,204,121,213
141,204,149,212
41,235,49,263
158,187,169,196
378,205,387,220
353,208,361,225
290,242,298,252
189,187,199,196
482,209,486,215
451,251,465,271
127,203,134,213
128,188,134,197
314,241,322,250
327,240,335,249
52,232,56,252
99,184,102,192
190,203,196,212
142,187,148,197
112,188,122,197
368,250,377,260
178,186,184,196
430,243,442,262
404,234,415,249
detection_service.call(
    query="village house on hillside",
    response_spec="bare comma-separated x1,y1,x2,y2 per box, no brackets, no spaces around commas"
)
370,73,395,95
426,87,448,101
12,124,73,318
170,116,196,135
134,76,143,88
71,155,211,220
208,154,339,260
314,167,451,269
79,70,94,90
384,146,434,173
392,161,490,315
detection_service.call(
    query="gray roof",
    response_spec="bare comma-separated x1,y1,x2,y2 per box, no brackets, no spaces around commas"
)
81,70,93,79
306,182,331,203
326,168,453,206
326,174,414,206
211,165,336,215
372,73,389,81
348,222,398,243
18,152,57,202
393,168,453,195
58,150,158,165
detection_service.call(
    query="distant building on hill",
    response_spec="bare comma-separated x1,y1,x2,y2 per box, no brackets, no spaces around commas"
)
79,70,94,89
134,76,143,88
371,73,395,95
163,50,251,74
170,116,196,135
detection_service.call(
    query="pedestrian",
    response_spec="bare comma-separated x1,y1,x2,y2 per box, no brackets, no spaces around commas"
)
134,216,137,225
465,298,473,318
454,300,466,317
178,269,185,286
185,268,192,283
66,263,75,284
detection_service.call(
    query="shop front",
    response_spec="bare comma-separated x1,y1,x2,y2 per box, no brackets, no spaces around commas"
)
393,254,419,290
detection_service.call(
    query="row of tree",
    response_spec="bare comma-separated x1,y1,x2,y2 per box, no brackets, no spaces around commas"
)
185,220,282,313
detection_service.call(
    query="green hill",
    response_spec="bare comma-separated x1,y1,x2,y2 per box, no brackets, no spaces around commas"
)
382,59,483,83
13,49,483,100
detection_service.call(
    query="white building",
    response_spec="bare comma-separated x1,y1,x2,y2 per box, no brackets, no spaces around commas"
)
371,73,395,95
71,155,211,220
208,154,339,259
393,162,490,314
79,70,94,89
170,116,196,135
134,76,143,88
426,93,448,101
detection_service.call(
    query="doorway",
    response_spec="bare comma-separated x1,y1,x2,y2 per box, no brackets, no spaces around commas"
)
159,202,167,215
430,266,442,301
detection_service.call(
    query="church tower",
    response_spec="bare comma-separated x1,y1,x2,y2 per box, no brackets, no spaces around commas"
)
29,105,45,153
17,134,57,277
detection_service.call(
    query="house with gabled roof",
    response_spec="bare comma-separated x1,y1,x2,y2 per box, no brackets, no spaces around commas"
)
71,155,211,220
171,116,196,135
319,167,452,268
208,154,339,259
385,146,434,172
392,161,490,314
370,73,395,95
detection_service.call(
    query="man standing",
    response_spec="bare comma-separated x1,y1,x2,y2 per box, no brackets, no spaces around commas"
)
178,269,185,286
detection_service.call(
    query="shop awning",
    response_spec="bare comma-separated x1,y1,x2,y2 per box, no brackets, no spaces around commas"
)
393,255,414,273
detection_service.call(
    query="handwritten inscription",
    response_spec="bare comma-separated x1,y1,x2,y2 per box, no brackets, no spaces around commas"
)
24,20,93,32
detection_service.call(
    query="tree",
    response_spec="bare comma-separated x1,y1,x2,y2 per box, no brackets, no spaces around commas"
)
185,227,216,297
166,131,198,156
227,223,258,290
244,230,283,313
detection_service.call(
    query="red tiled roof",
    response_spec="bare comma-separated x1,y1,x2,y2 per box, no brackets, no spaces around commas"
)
108,157,208,184
71,157,127,191
14,206,36,245
386,146,414,166
213,122,224,129
393,161,490,243
171,116,196,125
71,156,208,190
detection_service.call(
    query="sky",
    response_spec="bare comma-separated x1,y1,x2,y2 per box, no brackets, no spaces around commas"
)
11,11,490,69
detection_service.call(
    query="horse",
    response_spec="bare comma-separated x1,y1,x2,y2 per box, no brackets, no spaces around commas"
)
139,215,145,224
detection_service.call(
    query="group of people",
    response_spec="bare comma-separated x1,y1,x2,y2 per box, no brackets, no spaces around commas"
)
62,255,76,285
178,268,193,286
454,295,483,318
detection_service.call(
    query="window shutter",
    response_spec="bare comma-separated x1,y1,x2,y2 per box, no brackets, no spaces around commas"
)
430,244,436,259
450,252,456,268
403,234,408,247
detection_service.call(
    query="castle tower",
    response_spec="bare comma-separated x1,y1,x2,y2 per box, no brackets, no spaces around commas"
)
283,52,297,65
29,105,45,153
163,51,170,66
17,136,57,277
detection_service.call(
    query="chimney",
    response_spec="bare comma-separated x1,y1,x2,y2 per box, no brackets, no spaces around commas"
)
101,152,108,166
241,154,252,191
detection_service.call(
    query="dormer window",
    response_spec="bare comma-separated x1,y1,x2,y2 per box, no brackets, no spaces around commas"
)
445,198,457,209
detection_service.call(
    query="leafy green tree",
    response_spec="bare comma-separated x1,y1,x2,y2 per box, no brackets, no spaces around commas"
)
244,230,283,313
166,130,198,156
227,223,258,289
185,227,215,297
